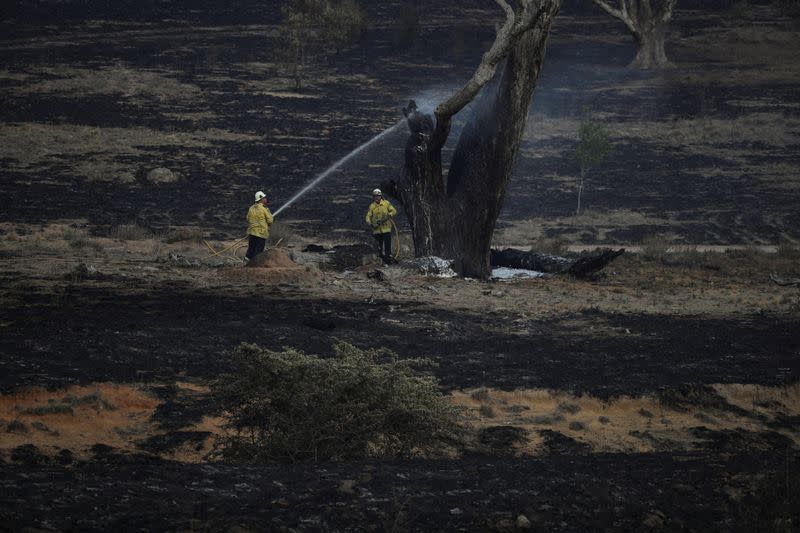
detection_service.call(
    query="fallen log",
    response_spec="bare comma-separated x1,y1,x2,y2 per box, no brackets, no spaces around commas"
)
490,247,625,278
769,272,800,287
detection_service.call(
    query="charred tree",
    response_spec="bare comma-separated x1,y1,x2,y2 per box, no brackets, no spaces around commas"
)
384,0,562,279
592,0,677,69
491,247,625,278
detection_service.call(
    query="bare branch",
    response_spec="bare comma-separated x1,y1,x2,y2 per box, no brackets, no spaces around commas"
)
434,0,516,121
592,0,639,36
660,0,678,23
640,0,654,23
593,0,625,20
430,0,547,148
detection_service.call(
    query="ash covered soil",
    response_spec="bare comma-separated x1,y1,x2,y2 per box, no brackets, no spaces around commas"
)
1,0,800,531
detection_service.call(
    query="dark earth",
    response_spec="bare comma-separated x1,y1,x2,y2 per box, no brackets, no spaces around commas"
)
1,0,799,531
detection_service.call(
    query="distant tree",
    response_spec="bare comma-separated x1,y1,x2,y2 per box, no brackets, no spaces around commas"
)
323,0,367,53
591,0,678,68
575,121,613,215
278,0,366,89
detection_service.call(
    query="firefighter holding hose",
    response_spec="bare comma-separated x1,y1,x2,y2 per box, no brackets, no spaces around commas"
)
245,190,273,261
365,188,397,264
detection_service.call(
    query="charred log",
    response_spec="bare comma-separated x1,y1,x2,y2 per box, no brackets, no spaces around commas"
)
769,273,800,287
490,247,625,278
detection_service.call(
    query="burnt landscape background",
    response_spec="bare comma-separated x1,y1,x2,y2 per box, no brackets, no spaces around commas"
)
1,0,799,531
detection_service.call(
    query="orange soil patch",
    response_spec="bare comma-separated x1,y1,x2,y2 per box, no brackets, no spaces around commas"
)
451,384,800,455
4,382,796,462
248,247,297,269
0,382,222,462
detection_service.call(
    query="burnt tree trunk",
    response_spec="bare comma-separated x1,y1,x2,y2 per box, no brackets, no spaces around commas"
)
386,1,562,279
592,0,676,69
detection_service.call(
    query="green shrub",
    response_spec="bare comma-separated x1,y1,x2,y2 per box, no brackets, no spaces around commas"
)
212,342,463,462
575,121,613,216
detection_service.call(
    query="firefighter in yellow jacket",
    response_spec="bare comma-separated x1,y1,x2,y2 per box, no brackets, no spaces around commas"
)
245,190,273,260
365,188,397,264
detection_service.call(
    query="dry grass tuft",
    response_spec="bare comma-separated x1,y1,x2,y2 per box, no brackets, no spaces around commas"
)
110,224,151,241
15,65,202,101
776,241,800,260
470,388,491,402
639,234,671,261
162,227,204,244
268,221,295,247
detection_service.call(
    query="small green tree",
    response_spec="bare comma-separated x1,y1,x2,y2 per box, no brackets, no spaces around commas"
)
575,121,613,216
211,342,463,462
278,0,366,89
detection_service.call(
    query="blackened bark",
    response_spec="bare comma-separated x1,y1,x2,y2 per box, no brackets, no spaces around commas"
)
388,1,562,279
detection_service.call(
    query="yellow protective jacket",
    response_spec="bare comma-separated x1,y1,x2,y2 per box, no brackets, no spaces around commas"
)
247,202,274,238
365,199,397,234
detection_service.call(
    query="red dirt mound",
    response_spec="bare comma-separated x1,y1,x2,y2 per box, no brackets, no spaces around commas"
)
246,247,297,268
222,247,323,286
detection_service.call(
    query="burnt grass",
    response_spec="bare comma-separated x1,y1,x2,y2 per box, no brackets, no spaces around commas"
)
2,1,800,531
0,282,797,396
1,452,795,532
1,279,799,530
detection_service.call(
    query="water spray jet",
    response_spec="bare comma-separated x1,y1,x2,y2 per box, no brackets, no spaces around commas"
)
273,120,404,217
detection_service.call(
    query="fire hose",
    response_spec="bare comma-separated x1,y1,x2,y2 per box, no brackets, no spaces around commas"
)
203,235,248,258
203,236,284,260
204,216,400,261
390,218,400,259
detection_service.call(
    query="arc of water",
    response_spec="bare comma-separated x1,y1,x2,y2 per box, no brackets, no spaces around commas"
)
272,120,404,217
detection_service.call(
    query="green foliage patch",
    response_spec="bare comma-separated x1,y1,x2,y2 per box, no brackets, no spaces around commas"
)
575,120,613,215
212,342,463,462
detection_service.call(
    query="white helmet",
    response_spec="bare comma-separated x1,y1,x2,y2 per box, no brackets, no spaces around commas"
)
254,190,266,202
372,188,382,196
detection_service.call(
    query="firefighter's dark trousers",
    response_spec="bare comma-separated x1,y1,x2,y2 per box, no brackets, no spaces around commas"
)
245,235,266,260
373,232,392,262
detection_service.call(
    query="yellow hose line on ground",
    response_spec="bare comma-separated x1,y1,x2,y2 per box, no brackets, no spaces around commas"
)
206,236,285,260
390,218,400,259
203,236,248,257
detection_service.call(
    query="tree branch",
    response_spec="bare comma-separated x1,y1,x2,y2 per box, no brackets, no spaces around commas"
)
431,0,545,148
593,0,639,35
640,0,654,23
660,0,677,23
